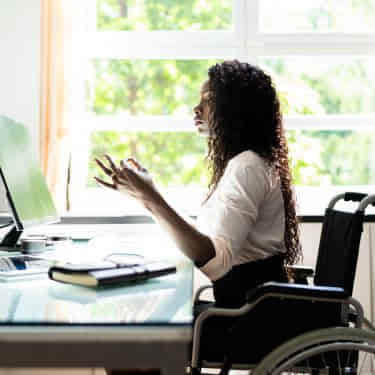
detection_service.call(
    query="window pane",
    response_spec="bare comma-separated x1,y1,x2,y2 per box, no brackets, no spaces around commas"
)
259,57,375,115
88,129,375,189
288,130,375,186
88,59,219,116
88,131,209,188
260,0,375,33
97,0,232,31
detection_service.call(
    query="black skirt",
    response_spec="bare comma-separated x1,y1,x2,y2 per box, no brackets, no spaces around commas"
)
212,253,288,308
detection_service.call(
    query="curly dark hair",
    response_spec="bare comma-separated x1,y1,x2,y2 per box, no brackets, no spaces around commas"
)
205,60,302,268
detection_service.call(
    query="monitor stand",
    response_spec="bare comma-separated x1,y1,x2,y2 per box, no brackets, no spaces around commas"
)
0,224,22,252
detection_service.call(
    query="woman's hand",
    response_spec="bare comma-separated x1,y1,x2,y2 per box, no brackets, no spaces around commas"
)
94,154,160,207
95,155,215,267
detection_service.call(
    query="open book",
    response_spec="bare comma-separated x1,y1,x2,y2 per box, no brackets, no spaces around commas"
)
48,261,177,287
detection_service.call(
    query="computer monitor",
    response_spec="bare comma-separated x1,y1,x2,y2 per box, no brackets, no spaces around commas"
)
0,116,60,250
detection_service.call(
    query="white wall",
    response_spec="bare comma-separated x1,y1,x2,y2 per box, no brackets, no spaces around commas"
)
0,0,40,212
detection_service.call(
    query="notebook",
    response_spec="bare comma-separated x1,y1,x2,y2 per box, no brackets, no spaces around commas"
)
48,261,177,287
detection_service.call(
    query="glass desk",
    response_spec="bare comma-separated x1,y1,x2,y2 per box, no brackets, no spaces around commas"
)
0,234,193,374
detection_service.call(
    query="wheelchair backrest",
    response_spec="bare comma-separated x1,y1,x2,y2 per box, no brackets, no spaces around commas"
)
314,208,364,295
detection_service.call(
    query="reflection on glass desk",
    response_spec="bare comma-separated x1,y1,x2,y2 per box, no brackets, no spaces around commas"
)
0,236,193,325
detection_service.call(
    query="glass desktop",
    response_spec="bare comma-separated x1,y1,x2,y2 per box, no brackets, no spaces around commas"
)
0,238,193,326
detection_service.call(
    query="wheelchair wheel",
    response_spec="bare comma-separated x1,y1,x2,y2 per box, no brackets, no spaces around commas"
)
253,327,375,374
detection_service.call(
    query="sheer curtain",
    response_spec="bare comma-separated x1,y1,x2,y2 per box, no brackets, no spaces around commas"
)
40,0,74,212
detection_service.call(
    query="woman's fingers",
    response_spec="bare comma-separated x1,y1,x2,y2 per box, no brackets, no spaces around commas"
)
117,165,136,182
94,176,117,190
95,155,149,190
95,158,113,177
126,158,148,173
104,154,119,173
120,159,128,170
94,155,140,193
126,157,139,169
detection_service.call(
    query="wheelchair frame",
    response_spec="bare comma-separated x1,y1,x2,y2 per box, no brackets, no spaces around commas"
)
190,192,375,374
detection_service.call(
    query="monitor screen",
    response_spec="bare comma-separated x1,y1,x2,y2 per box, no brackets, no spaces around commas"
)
0,116,59,230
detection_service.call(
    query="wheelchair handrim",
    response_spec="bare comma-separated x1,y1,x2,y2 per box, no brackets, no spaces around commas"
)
253,327,375,375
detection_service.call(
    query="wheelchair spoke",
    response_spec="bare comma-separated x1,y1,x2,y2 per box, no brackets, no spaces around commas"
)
345,350,352,370
320,351,328,371
266,347,375,375
335,350,342,373
304,357,312,373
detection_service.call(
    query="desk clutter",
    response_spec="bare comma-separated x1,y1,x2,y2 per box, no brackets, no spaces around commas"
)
0,255,54,280
0,232,179,287
20,234,72,253
0,252,176,287
0,247,176,289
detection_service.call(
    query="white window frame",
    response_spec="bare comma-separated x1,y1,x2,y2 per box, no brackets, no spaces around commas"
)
68,0,375,216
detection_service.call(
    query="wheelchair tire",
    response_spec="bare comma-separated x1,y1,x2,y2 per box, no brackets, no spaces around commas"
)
253,327,375,374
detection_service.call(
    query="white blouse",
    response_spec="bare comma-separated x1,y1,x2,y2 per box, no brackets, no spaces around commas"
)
196,150,286,281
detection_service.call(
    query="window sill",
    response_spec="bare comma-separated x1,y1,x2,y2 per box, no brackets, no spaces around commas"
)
55,214,375,224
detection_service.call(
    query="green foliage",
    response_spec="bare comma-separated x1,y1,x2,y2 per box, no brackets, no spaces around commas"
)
97,0,232,31
262,57,375,116
262,56,375,186
89,131,209,187
318,131,375,185
287,131,329,186
261,0,375,33
90,60,218,116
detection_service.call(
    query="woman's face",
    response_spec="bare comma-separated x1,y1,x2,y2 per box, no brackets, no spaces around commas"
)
193,81,211,136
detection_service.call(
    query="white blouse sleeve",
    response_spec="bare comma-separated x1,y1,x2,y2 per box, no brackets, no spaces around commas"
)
199,160,270,281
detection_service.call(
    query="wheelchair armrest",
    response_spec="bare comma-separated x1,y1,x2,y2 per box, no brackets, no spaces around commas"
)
246,281,349,303
286,265,314,283
193,284,213,304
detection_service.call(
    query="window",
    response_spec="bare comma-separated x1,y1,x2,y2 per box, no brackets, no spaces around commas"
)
69,0,375,216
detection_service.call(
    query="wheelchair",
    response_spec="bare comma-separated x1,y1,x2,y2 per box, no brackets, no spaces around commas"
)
190,192,375,374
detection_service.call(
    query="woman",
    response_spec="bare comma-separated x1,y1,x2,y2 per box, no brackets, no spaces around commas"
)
95,60,302,309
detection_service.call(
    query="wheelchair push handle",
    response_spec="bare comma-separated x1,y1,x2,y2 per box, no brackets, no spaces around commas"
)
328,192,375,211
344,192,367,203
358,194,375,211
